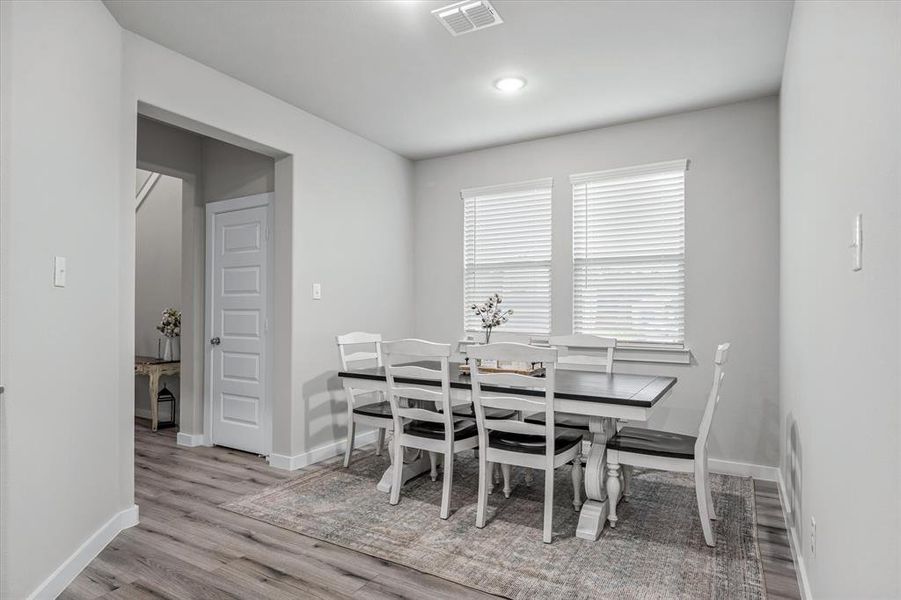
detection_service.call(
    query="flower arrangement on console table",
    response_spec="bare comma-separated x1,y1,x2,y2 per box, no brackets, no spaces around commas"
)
461,293,543,376
157,307,181,361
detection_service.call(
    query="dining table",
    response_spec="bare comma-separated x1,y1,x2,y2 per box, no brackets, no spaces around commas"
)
338,362,676,541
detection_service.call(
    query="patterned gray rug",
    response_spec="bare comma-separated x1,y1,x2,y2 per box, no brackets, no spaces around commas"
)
223,451,764,599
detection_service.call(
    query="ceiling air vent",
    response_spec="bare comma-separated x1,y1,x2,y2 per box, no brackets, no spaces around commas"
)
433,1,503,37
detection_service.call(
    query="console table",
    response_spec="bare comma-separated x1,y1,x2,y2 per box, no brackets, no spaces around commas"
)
135,356,180,431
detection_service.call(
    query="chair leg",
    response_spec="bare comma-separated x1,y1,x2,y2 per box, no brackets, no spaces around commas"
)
704,460,716,520
375,427,386,457
622,465,632,499
389,436,404,506
543,467,554,544
487,462,495,495
476,452,489,528
428,452,439,482
571,454,583,511
343,421,356,468
524,468,534,486
695,463,715,546
440,450,454,519
606,461,621,528
501,463,512,498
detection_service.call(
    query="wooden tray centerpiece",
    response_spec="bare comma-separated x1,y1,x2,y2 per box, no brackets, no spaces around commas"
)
458,361,545,377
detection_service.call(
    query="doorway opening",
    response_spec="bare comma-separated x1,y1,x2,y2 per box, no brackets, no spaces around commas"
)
133,114,281,466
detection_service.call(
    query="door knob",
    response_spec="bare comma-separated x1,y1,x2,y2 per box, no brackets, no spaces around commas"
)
210,337,221,345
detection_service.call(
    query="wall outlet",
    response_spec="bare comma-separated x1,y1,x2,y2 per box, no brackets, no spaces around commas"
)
312,283,322,300
809,516,817,558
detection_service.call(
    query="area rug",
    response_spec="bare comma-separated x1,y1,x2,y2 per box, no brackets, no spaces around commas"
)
223,452,765,599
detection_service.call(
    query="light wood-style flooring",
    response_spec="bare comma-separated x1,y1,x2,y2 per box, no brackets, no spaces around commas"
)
61,421,801,600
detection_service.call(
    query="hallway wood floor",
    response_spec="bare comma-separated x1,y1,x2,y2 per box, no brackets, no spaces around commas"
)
61,421,801,600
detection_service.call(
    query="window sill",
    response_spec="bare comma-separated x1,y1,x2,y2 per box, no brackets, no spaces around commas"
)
612,345,692,365
458,338,692,366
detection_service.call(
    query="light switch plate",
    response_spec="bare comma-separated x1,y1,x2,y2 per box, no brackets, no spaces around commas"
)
851,213,863,271
312,283,322,300
53,256,67,287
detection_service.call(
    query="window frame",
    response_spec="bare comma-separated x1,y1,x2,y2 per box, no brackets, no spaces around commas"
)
462,177,554,337
570,159,689,348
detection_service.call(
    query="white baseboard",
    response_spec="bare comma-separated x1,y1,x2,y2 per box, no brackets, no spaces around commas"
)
176,432,207,447
269,429,379,471
708,458,779,482
27,504,139,600
777,471,813,600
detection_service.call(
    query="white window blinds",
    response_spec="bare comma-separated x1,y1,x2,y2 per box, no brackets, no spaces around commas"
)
572,160,687,346
463,178,553,335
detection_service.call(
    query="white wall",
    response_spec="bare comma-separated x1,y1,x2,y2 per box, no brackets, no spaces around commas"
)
0,2,131,598
122,33,415,461
134,171,182,418
413,97,780,468
779,2,901,598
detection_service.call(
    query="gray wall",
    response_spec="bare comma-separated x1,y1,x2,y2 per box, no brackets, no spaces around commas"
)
0,2,126,598
134,170,182,418
780,2,901,597
413,97,780,468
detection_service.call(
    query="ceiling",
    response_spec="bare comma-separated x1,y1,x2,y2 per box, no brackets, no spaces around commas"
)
104,0,793,160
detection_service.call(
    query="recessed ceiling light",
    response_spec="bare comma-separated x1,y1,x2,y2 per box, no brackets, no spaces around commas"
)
494,77,526,93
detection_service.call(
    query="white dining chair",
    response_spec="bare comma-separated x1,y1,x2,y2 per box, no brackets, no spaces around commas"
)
468,342,583,543
605,342,730,546
337,331,391,467
384,339,480,519
525,334,616,434
525,334,617,505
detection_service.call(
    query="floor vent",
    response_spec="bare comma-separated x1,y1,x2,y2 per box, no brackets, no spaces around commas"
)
433,1,503,37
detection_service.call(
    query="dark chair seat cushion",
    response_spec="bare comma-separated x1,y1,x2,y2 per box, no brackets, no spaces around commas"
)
352,401,393,419
488,430,582,455
451,406,517,421
523,412,590,431
405,419,477,440
607,426,696,460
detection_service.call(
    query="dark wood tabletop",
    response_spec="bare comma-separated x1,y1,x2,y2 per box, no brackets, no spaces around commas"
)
339,361,676,408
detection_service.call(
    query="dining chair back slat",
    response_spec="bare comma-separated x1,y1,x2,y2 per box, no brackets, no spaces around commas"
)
389,364,444,381
476,393,546,416
485,418,547,436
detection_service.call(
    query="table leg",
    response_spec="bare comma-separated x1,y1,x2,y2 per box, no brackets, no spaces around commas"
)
149,370,160,432
576,416,617,541
376,436,437,493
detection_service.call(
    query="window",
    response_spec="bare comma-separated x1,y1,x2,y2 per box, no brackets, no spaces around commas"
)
463,178,553,335
572,159,687,346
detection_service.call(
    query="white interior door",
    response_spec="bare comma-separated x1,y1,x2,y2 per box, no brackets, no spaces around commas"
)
205,193,271,454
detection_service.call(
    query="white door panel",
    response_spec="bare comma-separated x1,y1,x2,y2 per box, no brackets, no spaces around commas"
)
206,196,271,454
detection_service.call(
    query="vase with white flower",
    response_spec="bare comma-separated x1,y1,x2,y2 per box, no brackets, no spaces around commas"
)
469,293,513,344
157,308,181,361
